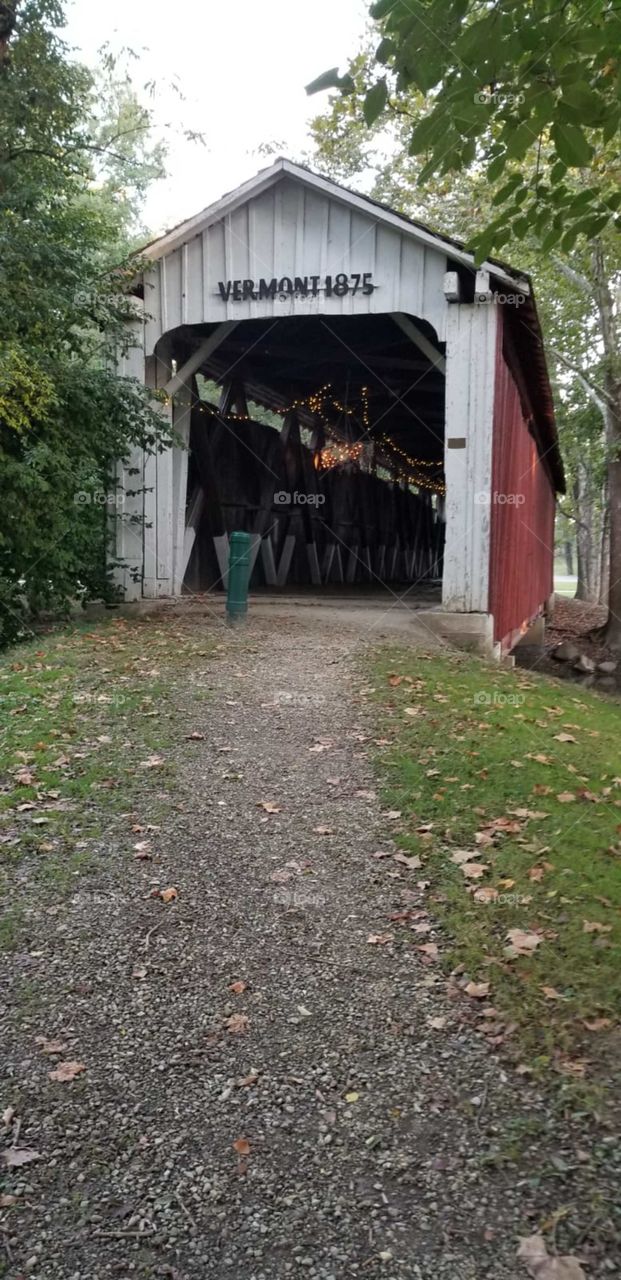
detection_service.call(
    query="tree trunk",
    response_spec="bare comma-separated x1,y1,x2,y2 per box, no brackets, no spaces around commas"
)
564,540,574,577
591,242,621,650
574,471,599,602
599,496,610,607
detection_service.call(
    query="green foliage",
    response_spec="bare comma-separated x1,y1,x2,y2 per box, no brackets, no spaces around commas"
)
308,0,621,258
0,0,170,647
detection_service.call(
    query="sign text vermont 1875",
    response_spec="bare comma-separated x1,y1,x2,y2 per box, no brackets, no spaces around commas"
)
217,272,375,302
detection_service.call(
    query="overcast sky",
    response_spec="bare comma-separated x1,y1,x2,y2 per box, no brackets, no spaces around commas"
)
65,0,369,235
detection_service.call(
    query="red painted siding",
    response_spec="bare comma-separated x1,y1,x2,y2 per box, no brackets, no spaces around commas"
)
489,312,555,646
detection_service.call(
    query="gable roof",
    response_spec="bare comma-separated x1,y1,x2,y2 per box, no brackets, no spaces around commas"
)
140,157,529,294
138,158,563,493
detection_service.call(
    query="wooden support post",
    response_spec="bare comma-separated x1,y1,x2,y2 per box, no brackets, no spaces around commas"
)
443,298,497,612
112,298,146,601
171,377,193,595
275,534,296,586
143,344,175,598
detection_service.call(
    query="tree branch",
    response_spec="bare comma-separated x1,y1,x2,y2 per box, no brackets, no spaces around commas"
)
550,347,612,417
552,255,593,298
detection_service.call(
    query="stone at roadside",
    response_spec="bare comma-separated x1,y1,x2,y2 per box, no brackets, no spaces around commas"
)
574,653,596,674
552,641,579,662
598,660,617,674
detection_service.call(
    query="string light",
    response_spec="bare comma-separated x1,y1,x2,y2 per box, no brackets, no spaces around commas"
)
191,385,445,494
315,442,364,470
377,433,445,495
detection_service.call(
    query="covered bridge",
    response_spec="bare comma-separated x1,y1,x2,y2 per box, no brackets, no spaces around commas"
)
113,158,564,656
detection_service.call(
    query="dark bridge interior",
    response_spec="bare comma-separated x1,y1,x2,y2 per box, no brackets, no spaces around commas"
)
158,312,447,596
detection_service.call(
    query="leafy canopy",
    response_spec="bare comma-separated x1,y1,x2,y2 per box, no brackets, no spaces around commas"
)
0,0,169,646
307,0,621,259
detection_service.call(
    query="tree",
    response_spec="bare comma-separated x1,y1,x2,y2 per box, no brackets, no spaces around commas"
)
0,0,171,646
308,1,621,257
308,10,621,645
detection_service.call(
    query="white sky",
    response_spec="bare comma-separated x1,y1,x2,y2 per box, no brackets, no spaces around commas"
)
65,0,369,235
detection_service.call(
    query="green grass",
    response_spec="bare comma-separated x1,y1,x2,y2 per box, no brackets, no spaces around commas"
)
371,647,621,1089
0,614,218,951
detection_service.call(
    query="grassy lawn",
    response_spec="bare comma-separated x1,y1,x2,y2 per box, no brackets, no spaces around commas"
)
0,614,218,952
371,648,621,1095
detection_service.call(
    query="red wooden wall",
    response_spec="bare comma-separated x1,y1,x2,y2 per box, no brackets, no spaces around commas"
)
489,312,555,646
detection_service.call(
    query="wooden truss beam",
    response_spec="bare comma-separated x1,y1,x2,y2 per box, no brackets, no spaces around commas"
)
164,322,238,397
393,314,446,376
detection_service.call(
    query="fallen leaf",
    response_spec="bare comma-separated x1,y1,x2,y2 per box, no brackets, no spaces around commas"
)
232,1138,250,1156
15,768,35,785
367,932,394,945
139,755,165,769
237,1072,259,1087
582,920,611,934
384,810,402,820
473,886,499,904
528,865,545,882
541,986,567,1001
257,801,281,814
2,1107,15,1127
372,851,392,860
48,1060,86,1083
185,731,205,740
505,928,542,957
2,1148,42,1169
555,1057,588,1078
582,1017,612,1032
0,1193,17,1206
394,852,422,869
517,1234,586,1280
427,1015,447,1030
553,733,577,743
313,825,334,835
417,942,439,962
464,981,490,999
344,1091,360,1102
461,862,489,879
159,887,178,904
556,792,576,803
35,1037,67,1055
225,1014,249,1034
229,980,247,995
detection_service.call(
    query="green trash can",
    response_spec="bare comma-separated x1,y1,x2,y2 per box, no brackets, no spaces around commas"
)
226,530,252,623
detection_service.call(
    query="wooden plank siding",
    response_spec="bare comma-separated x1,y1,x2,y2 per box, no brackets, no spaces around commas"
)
489,311,556,648
143,177,447,354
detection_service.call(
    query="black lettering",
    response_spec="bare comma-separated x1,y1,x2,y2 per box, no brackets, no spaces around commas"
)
278,276,293,295
232,280,242,301
242,278,257,300
309,275,320,296
217,280,232,301
362,272,374,295
259,278,278,300
294,276,309,296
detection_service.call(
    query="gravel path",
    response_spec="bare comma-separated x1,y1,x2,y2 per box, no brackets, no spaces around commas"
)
0,610,606,1279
